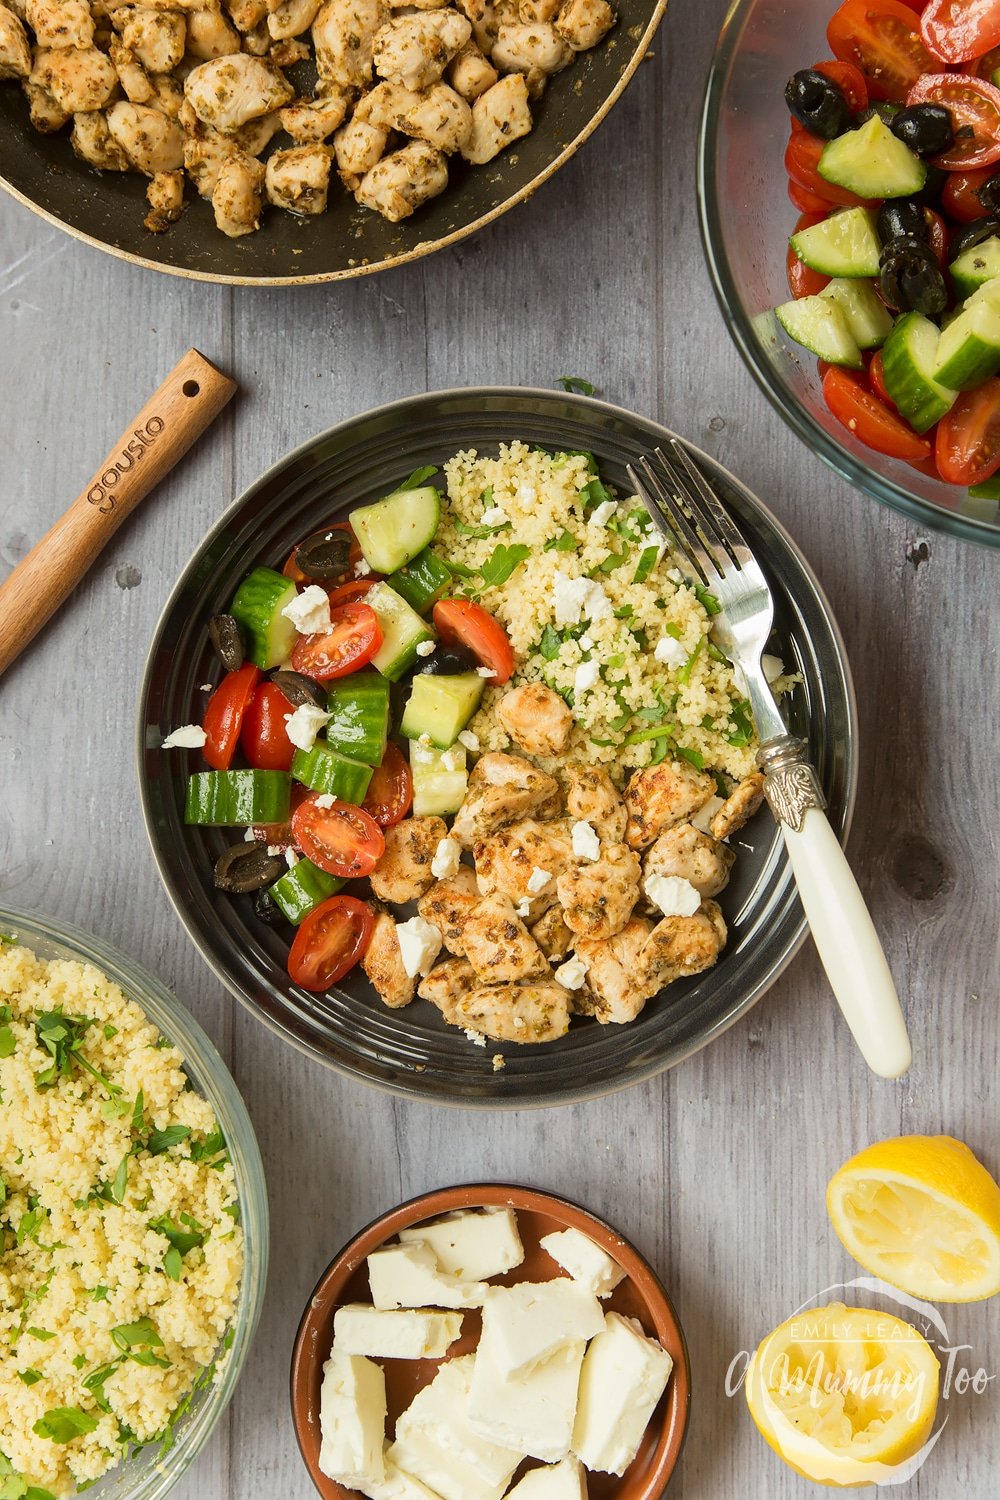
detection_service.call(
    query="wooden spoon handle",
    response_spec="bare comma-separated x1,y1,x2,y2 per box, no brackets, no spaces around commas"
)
0,348,237,679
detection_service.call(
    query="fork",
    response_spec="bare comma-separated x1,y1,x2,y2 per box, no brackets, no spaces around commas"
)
626,440,912,1080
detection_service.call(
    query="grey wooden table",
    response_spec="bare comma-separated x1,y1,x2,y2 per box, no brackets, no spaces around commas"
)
2,0,998,1494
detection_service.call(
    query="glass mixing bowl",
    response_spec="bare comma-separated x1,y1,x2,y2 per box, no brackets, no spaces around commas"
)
0,906,269,1500
699,0,1000,549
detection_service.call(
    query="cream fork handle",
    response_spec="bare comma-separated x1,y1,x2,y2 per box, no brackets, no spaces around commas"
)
779,806,912,1078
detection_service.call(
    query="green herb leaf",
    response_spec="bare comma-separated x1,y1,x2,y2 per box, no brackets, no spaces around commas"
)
676,745,705,770
443,558,478,580
16,1207,49,1247
103,1024,118,1040
538,624,562,661
188,1128,224,1163
111,1318,164,1351
632,546,659,585
130,1090,145,1134
32,1407,99,1443
580,477,613,512
26,1329,55,1342
109,1154,129,1205
726,697,755,748
624,723,677,746
677,636,705,686
222,1202,240,1224
0,1026,15,1059
693,582,721,616
543,529,578,553
588,551,629,577
149,1213,205,1256
650,737,672,766
163,1247,182,1282
401,465,437,489
72,1355,87,1371
477,544,531,591
25,1487,58,1499
90,1286,109,1303
557,376,596,396
453,518,511,539
145,1125,190,1156
17,1370,43,1387
81,1361,121,1412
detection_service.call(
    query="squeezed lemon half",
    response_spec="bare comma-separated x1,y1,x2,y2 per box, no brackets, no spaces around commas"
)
745,1302,940,1487
827,1135,1000,1303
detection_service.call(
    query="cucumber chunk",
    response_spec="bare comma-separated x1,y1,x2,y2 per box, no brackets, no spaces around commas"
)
934,298,1000,389
230,568,299,670
410,740,469,817
969,474,1000,499
818,114,925,199
291,742,373,803
820,278,894,349
351,486,441,574
184,770,290,826
269,859,344,924
400,671,485,749
882,313,958,433
388,549,452,614
366,581,435,681
968,275,1000,310
790,208,881,278
324,672,390,766
950,236,1000,301
775,295,863,368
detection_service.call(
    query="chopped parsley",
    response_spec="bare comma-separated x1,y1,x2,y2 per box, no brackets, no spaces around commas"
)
543,529,578,553
557,376,596,396
0,1025,15,1059
632,546,659,584
538,625,561,661
32,1408,98,1443
144,1125,190,1156
400,465,438,489
476,544,531,591
17,1369,43,1387
111,1318,170,1369
727,698,755,747
693,582,721,616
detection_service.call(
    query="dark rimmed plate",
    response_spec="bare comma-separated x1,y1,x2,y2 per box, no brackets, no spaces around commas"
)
137,386,857,1106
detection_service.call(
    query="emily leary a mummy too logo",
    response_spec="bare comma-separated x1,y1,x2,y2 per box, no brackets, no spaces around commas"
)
86,417,165,514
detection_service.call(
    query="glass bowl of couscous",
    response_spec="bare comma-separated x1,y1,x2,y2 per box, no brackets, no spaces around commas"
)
0,907,268,1500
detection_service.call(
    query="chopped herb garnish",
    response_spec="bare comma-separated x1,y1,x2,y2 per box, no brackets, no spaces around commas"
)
693,582,721,616
130,1090,145,1134
33,1408,98,1443
580,477,613,512
81,1361,120,1412
587,550,628,577
109,1153,130,1205
624,722,676,746
727,698,755,747
103,1024,118,1040
613,604,633,619
401,465,438,489
538,625,562,661
148,1213,205,1257
543,529,578,553
163,1247,183,1282
72,1355,87,1371
90,1286,109,1303
26,1329,56,1342
557,376,596,395
632,546,659,584
677,746,706,770
33,1011,120,1099
222,1202,240,1224
111,1318,169,1369
707,641,731,665
17,1369,43,1386
650,737,672,766
0,1026,15,1059
453,518,511,539
145,1125,190,1156
443,558,477,580
16,1207,49,1247
677,637,705,685
188,1128,225,1163
477,544,531,590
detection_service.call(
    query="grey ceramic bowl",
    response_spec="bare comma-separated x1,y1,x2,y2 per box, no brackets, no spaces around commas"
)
137,386,857,1106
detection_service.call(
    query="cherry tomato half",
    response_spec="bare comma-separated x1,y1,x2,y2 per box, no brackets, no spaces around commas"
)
787,213,831,297
287,895,374,992
868,350,896,407
788,178,836,214
908,74,1000,169
362,742,413,829
921,0,1000,65
252,785,310,849
942,168,995,222
202,663,261,771
283,522,363,585
812,58,871,113
292,795,386,878
828,0,943,102
326,578,378,609
924,207,949,266
291,602,382,681
935,378,1000,482
432,599,515,684
822,367,932,460
240,680,296,772
785,131,875,207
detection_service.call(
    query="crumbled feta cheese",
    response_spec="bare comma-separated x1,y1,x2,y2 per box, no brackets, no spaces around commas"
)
243,827,257,842
762,653,785,684
457,729,480,751
285,849,299,869
571,820,600,861
418,733,432,747
440,748,463,772
476,667,494,678
515,898,532,918
517,483,536,504
355,559,371,577
396,917,443,978
281,584,331,636
492,1053,506,1072
554,954,589,990
415,640,436,657
464,1029,488,1047
199,682,213,692
267,844,282,857
161,724,207,749
588,499,617,527
551,572,613,627
431,837,462,880
481,505,509,526
526,866,552,894
579,634,594,651
574,660,600,695
284,703,331,751
654,636,687,669
644,873,701,918
314,793,335,809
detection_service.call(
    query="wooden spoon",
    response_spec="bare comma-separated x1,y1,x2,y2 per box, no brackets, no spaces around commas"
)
0,348,237,679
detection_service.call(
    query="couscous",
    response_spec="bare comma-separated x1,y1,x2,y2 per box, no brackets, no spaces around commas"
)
0,940,243,1497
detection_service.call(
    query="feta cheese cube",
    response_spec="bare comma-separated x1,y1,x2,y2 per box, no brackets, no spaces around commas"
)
570,821,600,861
415,640,436,657
689,795,724,836
571,1313,673,1476
481,505,509,526
505,1457,588,1499
314,793,335,809
333,1304,463,1360
283,703,330,751
468,1337,586,1463
539,1228,625,1299
515,898,532,918
578,634,594,651
362,1459,446,1500
431,837,462,880
644,873,701,918
395,917,443,978
587,500,616,527
318,1351,386,1489
551,573,612,628
476,666,495,678
281,583,332,636
355,559,372,577
367,1240,488,1310
398,1207,524,1281
387,1432,512,1500
457,729,480,751
527,865,553,893
573,660,600,695
479,1280,604,1380
653,635,687,669
392,1356,522,1498
553,955,588,991
161,724,207,749
761,652,785,683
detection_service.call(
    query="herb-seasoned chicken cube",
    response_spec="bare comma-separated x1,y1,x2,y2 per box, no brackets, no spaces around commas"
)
555,0,614,50
279,88,349,141
23,78,69,132
355,139,448,221
211,147,266,235
461,72,531,165
144,168,185,230
333,114,388,188
313,0,387,90
369,816,448,905
564,762,626,843
117,7,187,73
529,903,574,962
710,772,766,841
110,39,155,103
184,125,239,197
107,100,185,172
452,981,570,1043
362,912,418,1008
623,760,716,850
71,110,132,170
446,39,496,99
491,21,571,73
372,9,471,90
25,0,94,49
473,818,573,916
361,78,472,153
225,0,268,28
265,143,333,213
574,916,657,1024
0,6,30,79
187,7,242,58
495,683,573,757
643,822,735,900
451,751,560,846
184,53,294,132
638,901,727,990
267,0,322,39
31,47,117,113
461,895,550,983
417,955,476,1020
556,842,641,942
417,865,480,956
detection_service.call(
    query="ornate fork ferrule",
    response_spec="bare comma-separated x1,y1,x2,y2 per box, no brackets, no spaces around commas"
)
756,734,827,833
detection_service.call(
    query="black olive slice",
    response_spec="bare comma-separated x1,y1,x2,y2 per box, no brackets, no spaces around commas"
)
293,531,353,584
213,842,286,894
209,613,245,673
254,888,286,925
270,669,326,708
415,645,480,675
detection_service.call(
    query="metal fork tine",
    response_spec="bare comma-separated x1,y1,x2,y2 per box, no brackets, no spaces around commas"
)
636,455,719,583
652,447,732,581
665,439,754,566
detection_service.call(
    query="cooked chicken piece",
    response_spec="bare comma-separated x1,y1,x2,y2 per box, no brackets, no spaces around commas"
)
107,100,185,171
495,683,572,757
211,146,266,234
369,816,447,904
451,751,560,847
356,138,448,219
265,142,332,212
388,0,447,7
564,762,626,843
454,0,488,22
461,72,531,164
452,981,570,1044
116,7,187,73
557,842,641,942
491,21,571,73
147,74,185,117
446,41,496,100
372,10,470,90
0,6,31,78
362,912,418,1008
638,901,727,990
267,0,321,37
473,818,573,916
417,955,476,1020
575,916,657,1024
519,0,559,18
144,167,185,229
241,18,271,50
270,32,309,62
643,822,735,900
313,0,387,90
24,0,93,48
417,865,480,956
225,0,268,28
279,89,349,141
234,109,282,152
495,0,520,19
118,0,205,9
464,0,498,52
109,39,154,103
529,903,574,962
22,78,69,131
71,110,132,170
361,78,472,153
623,760,716,850
555,0,613,47
183,128,237,195
2,0,24,19
187,7,242,58
461,895,550,984
184,54,294,131
333,114,388,188
31,47,117,114
710,771,766,841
